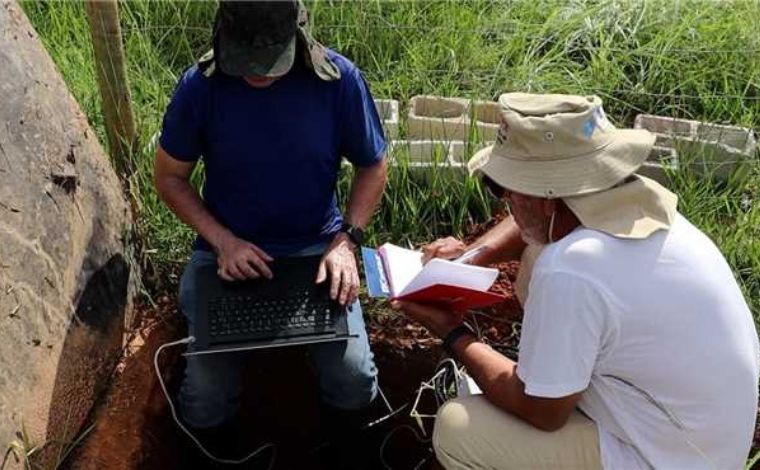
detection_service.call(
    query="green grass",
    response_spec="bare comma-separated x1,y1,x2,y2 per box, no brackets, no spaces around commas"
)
2,409,94,470
19,0,760,320
2,423,38,470
15,0,760,465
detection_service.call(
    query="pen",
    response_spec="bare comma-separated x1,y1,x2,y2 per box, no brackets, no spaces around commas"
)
452,245,487,264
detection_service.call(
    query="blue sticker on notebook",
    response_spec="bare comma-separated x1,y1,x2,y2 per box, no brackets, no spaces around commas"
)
361,247,390,298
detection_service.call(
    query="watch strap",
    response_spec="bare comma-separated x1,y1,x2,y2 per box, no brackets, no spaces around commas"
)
442,324,475,356
340,222,364,246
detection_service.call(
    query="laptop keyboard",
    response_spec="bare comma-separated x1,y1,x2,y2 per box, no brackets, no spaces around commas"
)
208,290,338,339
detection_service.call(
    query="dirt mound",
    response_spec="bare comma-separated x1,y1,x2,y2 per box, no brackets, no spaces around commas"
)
70,297,182,469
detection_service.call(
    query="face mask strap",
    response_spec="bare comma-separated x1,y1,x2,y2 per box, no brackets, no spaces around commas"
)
548,209,557,243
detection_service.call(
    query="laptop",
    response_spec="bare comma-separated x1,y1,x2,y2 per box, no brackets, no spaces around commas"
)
186,255,354,356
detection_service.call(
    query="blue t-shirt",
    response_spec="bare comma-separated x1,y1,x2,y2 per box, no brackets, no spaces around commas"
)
159,50,386,256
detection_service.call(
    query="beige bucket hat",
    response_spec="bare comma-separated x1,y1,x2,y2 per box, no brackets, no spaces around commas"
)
468,92,678,240
468,93,655,198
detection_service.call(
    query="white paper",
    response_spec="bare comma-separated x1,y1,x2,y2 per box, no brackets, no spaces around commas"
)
400,258,498,296
378,243,499,297
378,244,423,296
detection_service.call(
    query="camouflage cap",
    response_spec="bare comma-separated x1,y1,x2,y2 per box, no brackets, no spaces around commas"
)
202,0,340,81
213,0,298,78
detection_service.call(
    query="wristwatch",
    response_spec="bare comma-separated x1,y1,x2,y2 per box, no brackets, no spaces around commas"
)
442,324,476,357
339,222,364,246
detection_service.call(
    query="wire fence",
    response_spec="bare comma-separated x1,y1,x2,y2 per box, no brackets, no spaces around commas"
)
115,19,760,166
118,23,760,92
120,23,760,54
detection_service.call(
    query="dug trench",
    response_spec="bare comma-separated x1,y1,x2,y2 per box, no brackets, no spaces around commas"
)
63,275,523,470
61,211,525,470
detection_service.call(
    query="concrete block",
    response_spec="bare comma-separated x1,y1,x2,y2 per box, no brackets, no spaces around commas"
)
634,114,757,181
676,140,752,181
472,100,501,141
388,140,465,163
374,99,399,139
407,95,471,140
634,114,695,137
638,146,679,185
695,122,757,156
448,141,494,164
386,140,467,182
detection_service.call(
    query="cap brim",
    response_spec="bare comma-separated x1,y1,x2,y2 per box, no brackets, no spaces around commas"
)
467,129,656,198
216,32,296,77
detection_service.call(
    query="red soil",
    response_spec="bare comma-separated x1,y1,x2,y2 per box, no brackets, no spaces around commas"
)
466,208,524,322
68,296,184,469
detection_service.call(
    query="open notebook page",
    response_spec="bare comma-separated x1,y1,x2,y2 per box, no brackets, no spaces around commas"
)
378,244,424,296
379,243,499,297
399,258,498,296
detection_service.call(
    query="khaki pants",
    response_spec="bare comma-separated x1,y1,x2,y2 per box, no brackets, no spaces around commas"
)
433,396,602,470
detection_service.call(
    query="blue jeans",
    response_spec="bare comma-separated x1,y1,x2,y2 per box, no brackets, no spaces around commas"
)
177,244,378,429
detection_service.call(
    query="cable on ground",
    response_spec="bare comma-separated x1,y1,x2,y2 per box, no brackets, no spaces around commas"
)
154,337,277,468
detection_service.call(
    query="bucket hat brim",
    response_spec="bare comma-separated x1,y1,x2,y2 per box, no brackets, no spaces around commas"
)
468,128,656,199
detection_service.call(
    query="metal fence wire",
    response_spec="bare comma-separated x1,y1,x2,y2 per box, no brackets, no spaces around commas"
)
105,5,760,156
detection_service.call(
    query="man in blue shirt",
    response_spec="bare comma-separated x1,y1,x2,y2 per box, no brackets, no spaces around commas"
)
154,1,387,467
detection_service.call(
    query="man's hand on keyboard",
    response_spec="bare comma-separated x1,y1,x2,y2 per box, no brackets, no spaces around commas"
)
215,233,274,281
316,232,359,306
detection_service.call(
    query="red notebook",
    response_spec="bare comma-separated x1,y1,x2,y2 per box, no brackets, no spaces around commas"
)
377,244,505,312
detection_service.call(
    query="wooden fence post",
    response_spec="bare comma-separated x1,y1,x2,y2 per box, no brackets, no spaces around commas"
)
84,0,137,182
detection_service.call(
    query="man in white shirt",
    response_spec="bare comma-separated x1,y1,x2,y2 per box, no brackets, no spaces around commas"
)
395,93,759,469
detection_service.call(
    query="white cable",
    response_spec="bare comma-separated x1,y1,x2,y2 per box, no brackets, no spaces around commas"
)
413,454,433,470
377,382,394,413
153,336,276,468
362,401,409,431
373,362,468,469
362,380,416,432
408,359,467,434
436,358,463,398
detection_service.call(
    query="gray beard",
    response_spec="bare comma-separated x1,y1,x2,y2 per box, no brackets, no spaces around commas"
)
520,210,556,246
520,229,549,246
